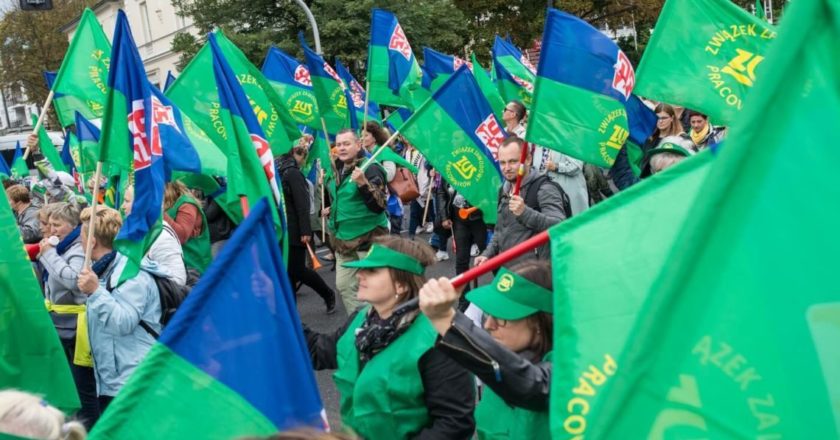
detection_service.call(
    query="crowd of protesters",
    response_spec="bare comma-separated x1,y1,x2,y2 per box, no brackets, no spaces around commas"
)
2,95,723,439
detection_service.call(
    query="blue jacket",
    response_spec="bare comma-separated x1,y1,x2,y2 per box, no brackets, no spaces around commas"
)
86,254,163,397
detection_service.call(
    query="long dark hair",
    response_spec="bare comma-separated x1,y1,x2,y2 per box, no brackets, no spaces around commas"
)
509,260,553,360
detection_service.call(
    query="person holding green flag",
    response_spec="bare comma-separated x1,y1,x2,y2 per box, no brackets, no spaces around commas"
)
325,129,390,313
418,260,554,439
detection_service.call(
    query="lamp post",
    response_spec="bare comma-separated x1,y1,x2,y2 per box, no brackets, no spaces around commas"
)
293,0,322,55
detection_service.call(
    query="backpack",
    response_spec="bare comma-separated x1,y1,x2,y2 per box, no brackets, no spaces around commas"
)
515,174,573,219
107,270,191,339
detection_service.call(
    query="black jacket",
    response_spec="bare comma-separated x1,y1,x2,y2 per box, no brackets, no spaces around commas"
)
203,197,234,243
276,155,311,246
304,310,476,439
437,312,551,411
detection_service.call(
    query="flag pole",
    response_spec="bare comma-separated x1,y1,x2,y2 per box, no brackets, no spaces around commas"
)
395,230,551,313
512,142,529,196
23,90,55,160
421,176,434,226
83,161,103,268
359,130,401,171
319,166,326,242
360,80,370,135
320,117,339,178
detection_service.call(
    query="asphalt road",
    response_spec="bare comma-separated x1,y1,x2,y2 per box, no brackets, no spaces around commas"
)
295,230,494,430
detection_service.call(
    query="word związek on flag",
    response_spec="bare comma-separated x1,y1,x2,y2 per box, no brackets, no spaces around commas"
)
634,0,776,125
89,198,326,439
573,0,840,436
525,8,656,169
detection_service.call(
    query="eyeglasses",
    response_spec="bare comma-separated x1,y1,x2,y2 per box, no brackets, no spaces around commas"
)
657,115,672,120
293,147,308,157
503,108,515,113
484,315,509,328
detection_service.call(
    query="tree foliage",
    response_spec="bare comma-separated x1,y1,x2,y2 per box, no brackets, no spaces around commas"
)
0,0,95,127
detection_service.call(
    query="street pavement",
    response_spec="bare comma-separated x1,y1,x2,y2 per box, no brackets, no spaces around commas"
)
295,230,494,429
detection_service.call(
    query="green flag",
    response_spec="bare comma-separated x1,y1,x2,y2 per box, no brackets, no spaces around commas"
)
300,40,351,134
548,151,712,438
167,31,295,157
582,0,840,437
370,145,417,174
51,8,111,127
755,0,767,21
10,142,29,179
635,0,776,125
0,193,80,414
492,36,537,108
399,68,503,224
471,54,505,123
31,114,66,173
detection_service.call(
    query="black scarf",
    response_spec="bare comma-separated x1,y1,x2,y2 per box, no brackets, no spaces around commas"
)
91,251,117,278
355,306,419,366
56,226,81,255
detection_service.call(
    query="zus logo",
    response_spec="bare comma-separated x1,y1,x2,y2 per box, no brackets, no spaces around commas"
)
127,97,177,170
612,50,635,100
294,65,312,87
453,56,473,72
388,24,412,61
511,73,534,93
474,115,505,159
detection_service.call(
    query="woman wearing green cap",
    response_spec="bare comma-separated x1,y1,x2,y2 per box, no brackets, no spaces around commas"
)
419,260,554,440
303,236,476,440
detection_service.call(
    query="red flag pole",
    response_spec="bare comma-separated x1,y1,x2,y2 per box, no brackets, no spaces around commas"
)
394,230,550,313
240,195,250,217
511,142,528,196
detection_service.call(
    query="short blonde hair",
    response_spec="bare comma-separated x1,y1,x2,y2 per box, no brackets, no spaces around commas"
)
0,389,87,440
48,202,80,227
80,206,123,249
39,203,59,222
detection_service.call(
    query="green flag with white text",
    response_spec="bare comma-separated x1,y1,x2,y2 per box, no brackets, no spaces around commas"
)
635,0,776,125
578,0,840,437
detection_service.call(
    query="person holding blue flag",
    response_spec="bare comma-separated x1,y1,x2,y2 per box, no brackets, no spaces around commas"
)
304,236,476,439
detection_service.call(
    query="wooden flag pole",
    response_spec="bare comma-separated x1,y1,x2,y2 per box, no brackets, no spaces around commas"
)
82,162,103,268
360,80,370,136
320,167,326,242
421,177,434,226
23,90,55,160
359,130,401,171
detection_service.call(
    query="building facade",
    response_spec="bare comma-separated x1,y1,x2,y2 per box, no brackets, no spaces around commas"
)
61,0,198,89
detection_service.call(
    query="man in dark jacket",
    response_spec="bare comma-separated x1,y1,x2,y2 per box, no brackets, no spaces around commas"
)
435,178,487,299
276,147,336,314
6,184,42,244
475,136,568,268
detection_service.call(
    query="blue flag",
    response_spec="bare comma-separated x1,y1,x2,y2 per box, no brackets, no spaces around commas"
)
163,70,177,93
43,71,58,91
75,111,101,143
422,47,471,91
88,198,327,438
542,10,656,146
335,58,380,131
104,11,201,278
0,148,11,179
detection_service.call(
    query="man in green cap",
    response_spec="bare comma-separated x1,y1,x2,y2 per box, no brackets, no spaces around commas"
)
325,128,390,313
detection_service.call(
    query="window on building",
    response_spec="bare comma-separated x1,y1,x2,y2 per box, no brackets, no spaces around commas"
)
140,1,153,43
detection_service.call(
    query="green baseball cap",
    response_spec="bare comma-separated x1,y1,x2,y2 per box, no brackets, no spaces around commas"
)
341,244,425,275
466,268,553,320
647,141,692,158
